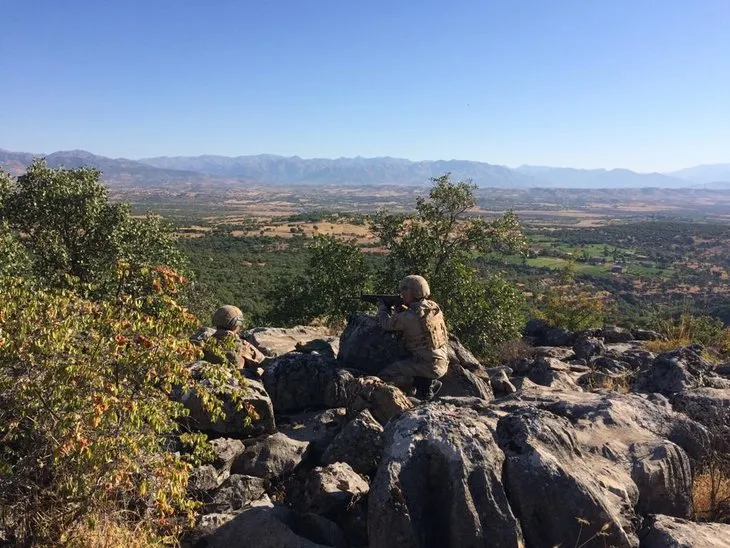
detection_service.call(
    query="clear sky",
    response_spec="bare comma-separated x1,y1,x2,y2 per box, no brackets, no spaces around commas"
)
1,0,729,172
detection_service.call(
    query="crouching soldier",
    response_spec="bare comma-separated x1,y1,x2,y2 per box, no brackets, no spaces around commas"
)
377,275,449,401
191,305,266,369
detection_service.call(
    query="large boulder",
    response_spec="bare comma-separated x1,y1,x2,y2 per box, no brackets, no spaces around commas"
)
635,346,730,395
203,474,268,514
496,408,639,547
199,505,332,548
602,326,634,343
303,462,370,518
321,409,384,476
262,353,352,413
671,388,730,452
368,403,523,548
346,376,412,425
446,334,482,370
527,357,582,391
337,314,405,374
573,336,606,360
243,326,336,357
178,363,275,437
639,514,730,548
231,432,309,480
438,362,494,400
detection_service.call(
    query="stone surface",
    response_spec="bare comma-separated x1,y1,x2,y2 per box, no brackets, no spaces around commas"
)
636,346,730,395
243,326,336,357
671,388,730,452
209,438,246,469
200,505,331,548
368,403,523,548
496,407,639,547
602,326,634,343
321,409,384,476
631,328,663,341
203,474,268,514
262,353,352,413
446,334,482,370
592,356,631,374
438,361,494,400
337,314,406,375
527,357,582,391
490,369,517,395
573,336,606,360
639,514,730,548
178,364,275,437
231,432,309,479
346,376,412,425
190,464,230,494
303,462,369,518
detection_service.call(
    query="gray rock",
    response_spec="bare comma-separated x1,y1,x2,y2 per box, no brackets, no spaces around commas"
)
232,432,309,479
204,474,268,514
542,326,575,346
337,314,406,374
368,403,523,548
639,514,730,548
294,513,349,548
209,438,246,469
496,408,639,547
716,363,730,376
438,361,494,400
446,334,482,370
277,408,348,444
262,353,352,413
527,357,582,391
178,364,275,437
636,346,730,395
631,328,664,341
592,356,631,374
322,409,384,476
577,370,630,391
533,345,574,359
190,464,230,494
671,388,730,452
510,357,533,375
490,369,518,395
573,336,606,360
243,325,337,357
303,462,369,518
602,326,634,343
621,348,656,371
200,505,331,548
630,442,692,518
346,376,412,425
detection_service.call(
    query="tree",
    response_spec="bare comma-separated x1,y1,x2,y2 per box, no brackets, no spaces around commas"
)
265,234,372,327
1,160,187,301
370,174,527,358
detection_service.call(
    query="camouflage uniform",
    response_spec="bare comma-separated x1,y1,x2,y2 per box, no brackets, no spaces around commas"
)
376,280,449,391
190,305,266,369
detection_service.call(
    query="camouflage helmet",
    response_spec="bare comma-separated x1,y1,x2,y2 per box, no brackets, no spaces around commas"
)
212,305,244,330
399,275,430,299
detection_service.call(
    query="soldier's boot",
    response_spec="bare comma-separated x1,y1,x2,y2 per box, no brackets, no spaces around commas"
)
413,377,442,401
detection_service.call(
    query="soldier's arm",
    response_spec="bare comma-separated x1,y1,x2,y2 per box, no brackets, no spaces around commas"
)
376,301,403,332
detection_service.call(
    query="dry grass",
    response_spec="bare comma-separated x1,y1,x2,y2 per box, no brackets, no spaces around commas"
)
644,338,691,354
693,464,730,522
60,514,163,548
495,339,535,364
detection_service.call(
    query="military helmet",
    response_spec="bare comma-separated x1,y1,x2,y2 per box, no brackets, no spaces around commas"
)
212,305,244,330
399,275,430,299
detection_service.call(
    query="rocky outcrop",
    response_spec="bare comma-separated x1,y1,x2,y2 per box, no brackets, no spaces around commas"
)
438,362,493,400
262,353,352,413
368,403,523,548
338,314,406,374
496,408,639,547
303,463,369,518
526,357,582,391
639,514,730,548
321,409,384,476
573,336,606,360
178,363,275,437
671,388,730,451
636,346,730,395
231,432,309,479
345,376,412,425
243,326,336,357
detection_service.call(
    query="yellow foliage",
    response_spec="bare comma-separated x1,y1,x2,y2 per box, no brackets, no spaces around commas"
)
693,465,730,522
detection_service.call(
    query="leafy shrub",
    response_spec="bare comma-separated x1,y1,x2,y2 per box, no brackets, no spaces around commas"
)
0,267,246,545
536,287,609,331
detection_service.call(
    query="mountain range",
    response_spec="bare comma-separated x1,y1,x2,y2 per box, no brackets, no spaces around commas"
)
1,148,729,189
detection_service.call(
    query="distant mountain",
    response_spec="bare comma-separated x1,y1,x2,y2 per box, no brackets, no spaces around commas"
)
139,154,543,187
667,164,730,185
0,149,210,187
1,148,720,188
516,165,689,188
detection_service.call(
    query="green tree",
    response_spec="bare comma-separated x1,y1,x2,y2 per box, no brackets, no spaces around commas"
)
1,160,187,301
265,234,372,327
370,173,527,358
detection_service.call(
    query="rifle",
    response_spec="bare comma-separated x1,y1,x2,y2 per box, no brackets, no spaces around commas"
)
360,294,404,309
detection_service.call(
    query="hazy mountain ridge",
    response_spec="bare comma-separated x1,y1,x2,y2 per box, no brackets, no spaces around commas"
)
1,147,728,188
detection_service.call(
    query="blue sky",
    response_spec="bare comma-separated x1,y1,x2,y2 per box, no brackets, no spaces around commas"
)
1,0,729,171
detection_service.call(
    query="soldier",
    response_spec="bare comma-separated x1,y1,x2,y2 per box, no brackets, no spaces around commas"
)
377,275,449,400
191,305,266,369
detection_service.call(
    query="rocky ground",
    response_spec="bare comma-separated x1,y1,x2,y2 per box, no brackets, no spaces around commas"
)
181,316,730,548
